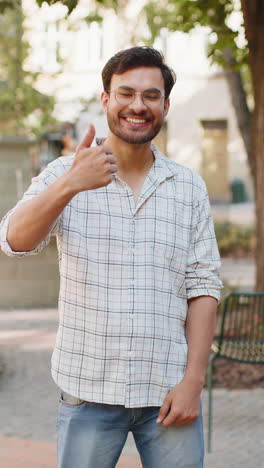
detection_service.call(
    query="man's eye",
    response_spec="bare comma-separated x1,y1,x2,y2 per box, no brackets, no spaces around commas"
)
118,91,133,98
144,93,160,100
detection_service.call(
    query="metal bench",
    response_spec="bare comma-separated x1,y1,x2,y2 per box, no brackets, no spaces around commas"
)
207,292,264,452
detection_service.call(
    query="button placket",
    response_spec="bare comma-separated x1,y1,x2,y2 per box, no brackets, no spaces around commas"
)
130,216,136,290
127,215,136,368
123,194,139,406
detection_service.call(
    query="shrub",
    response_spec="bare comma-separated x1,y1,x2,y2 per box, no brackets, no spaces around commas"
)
214,222,256,257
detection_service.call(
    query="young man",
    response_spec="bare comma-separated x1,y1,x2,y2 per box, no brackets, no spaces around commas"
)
0,47,222,467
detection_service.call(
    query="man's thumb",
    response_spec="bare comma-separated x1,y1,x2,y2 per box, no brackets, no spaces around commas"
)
77,124,95,151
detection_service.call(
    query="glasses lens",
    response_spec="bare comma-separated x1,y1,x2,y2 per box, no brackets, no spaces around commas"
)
142,90,162,105
115,88,134,105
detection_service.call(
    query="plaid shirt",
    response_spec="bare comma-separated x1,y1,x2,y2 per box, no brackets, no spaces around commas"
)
0,145,222,407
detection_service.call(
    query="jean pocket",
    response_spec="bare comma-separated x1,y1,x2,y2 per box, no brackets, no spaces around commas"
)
60,390,86,407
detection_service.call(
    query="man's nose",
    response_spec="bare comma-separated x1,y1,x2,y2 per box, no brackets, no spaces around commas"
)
128,93,147,112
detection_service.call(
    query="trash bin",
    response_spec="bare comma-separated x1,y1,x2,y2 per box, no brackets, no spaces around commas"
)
230,177,247,203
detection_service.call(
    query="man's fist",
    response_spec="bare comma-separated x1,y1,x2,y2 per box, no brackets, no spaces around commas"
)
67,124,118,193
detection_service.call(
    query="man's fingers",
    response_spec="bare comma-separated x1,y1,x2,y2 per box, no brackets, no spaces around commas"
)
107,154,117,164
156,399,170,424
77,124,96,151
161,409,181,427
102,144,113,155
109,164,118,174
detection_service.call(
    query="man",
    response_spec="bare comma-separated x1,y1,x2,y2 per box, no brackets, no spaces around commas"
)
0,47,222,468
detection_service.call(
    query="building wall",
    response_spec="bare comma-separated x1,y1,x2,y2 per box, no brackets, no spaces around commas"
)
0,138,35,216
0,240,59,308
165,30,252,200
0,138,59,308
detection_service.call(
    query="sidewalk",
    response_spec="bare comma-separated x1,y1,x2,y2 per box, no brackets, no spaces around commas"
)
0,258,263,468
0,436,142,468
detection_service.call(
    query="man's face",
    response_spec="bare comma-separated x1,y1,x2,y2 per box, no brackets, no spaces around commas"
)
101,66,170,145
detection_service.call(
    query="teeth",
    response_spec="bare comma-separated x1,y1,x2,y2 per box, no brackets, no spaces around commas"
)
126,118,146,124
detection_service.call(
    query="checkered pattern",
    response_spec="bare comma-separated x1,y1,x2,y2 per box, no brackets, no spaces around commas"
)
0,145,222,407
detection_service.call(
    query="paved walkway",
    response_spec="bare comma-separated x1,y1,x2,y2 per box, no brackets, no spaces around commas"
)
0,436,142,468
0,259,263,468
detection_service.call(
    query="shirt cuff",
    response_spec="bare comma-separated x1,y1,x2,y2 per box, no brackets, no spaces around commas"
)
0,212,49,257
186,288,221,302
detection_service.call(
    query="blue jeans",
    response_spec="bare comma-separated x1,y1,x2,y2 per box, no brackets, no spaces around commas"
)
56,392,204,468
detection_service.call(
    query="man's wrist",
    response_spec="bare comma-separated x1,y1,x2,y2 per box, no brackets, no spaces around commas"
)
181,373,205,390
58,171,80,200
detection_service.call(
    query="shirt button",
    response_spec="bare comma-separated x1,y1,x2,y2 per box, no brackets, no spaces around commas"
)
129,314,133,320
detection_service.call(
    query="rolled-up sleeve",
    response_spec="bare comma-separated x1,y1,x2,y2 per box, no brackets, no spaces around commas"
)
186,178,223,301
0,163,62,257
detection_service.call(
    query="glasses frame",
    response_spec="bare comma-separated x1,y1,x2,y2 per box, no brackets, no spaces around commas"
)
107,87,166,107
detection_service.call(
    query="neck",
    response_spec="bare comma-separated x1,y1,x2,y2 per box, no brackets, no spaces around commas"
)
104,133,154,173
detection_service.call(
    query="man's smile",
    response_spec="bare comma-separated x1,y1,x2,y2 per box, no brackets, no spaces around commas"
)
119,113,153,128
126,117,147,124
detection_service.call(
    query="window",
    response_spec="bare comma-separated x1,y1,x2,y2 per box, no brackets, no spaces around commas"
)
200,120,229,202
39,22,61,72
73,22,103,71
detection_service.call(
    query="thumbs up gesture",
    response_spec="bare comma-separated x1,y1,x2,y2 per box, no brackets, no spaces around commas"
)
68,124,117,193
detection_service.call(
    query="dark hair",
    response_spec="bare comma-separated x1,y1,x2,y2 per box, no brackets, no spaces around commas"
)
102,46,176,99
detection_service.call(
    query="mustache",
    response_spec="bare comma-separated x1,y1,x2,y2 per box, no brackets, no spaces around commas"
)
119,112,153,120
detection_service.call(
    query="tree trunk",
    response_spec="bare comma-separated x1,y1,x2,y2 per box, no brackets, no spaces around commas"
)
224,68,252,170
223,49,252,174
241,0,264,291
252,35,264,292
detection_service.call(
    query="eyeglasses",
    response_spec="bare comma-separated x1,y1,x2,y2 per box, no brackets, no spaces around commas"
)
107,87,165,107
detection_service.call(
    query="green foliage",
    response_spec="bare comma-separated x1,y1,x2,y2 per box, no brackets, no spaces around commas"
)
0,4,56,137
36,0,78,14
0,0,17,13
84,12,103,24
35,0,121,14
144,0,249,70
215,222,255,257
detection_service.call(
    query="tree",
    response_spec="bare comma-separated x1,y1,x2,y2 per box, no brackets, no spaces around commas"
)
0,0,55,136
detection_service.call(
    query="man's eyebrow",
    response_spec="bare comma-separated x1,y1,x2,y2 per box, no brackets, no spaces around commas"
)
117,86,135,91
144,88,162,93
117,86,162,93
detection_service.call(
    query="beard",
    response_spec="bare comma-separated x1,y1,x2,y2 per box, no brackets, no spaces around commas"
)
106,110,164,145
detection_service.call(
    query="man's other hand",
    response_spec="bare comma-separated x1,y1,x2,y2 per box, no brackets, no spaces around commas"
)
156,379,202,427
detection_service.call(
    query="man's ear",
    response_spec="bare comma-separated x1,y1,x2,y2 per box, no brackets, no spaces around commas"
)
101,91,109,113
164,98,170,117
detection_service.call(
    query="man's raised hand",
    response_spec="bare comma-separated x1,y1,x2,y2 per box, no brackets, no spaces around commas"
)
67,124,117,193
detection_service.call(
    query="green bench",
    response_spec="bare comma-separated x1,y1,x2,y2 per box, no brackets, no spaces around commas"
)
207,292,264,452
